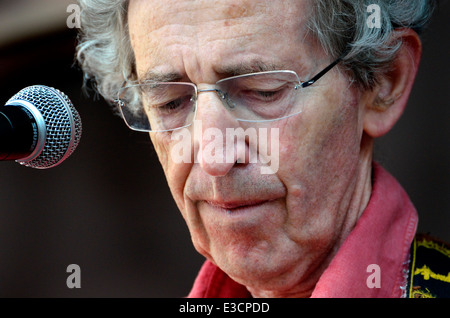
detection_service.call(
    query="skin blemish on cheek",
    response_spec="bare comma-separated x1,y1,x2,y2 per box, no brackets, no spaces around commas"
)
289,184,303,199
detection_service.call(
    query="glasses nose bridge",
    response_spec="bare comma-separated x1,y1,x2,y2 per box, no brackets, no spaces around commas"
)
196,87,235,109
197,87,223,98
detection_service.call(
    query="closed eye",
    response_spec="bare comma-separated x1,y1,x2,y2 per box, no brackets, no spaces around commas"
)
239,86,288,104
154,95,193,113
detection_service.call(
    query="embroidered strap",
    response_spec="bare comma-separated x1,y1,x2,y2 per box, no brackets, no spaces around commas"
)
406,233,450,298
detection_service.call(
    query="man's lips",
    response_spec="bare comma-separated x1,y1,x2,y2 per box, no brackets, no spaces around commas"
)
205,200,272,210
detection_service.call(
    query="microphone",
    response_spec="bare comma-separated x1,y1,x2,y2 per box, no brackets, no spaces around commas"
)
0,85,82,169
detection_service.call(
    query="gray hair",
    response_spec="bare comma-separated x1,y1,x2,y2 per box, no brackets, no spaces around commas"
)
308,0,436,89
76,0,436,106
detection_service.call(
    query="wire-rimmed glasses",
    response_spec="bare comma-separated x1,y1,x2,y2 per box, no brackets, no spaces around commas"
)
115,57,342,132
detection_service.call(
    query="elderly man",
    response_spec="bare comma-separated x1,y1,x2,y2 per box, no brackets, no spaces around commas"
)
76,0,449,298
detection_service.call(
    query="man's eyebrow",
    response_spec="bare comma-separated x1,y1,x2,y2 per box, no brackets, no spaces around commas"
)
139,70,184,83
217,60,287,76
139,60,290,83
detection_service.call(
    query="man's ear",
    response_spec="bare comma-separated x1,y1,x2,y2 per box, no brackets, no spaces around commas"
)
363,28,422,138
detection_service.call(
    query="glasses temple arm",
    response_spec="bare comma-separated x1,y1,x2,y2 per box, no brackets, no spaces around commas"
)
300,55,344,89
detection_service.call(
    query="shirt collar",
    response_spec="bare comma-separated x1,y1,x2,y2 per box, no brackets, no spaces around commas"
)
311,162,418,297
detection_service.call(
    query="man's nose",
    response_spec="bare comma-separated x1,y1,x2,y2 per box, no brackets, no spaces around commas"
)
193,91,248,177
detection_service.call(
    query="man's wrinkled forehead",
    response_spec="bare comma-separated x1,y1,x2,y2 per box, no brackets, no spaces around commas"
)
128,0,312,39
128,0,314,81
128,0,273,29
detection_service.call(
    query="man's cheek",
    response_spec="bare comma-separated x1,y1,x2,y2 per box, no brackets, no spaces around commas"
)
150,135,170,168
151,132,187,171
168,161,195,213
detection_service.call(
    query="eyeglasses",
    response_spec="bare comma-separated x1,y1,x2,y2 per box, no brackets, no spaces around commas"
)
115,57,342,132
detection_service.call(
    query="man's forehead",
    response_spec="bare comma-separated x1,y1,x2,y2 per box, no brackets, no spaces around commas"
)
128,0,310,31
129,0,268,26
128,0,314,82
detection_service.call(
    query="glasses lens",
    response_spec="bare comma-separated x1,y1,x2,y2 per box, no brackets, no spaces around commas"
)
118,83,196,132
216,71,301,121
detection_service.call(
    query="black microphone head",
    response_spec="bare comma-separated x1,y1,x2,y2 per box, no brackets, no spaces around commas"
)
6,85,82,169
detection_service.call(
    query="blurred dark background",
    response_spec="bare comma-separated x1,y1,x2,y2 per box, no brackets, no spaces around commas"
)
0,0,448,297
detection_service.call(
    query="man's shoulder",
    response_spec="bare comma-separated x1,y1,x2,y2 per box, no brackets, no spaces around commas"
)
406,233,450,298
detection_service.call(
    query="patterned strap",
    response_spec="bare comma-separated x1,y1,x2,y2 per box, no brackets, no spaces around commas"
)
406,233,450,298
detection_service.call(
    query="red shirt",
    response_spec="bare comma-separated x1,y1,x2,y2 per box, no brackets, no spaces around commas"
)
187,163,418,298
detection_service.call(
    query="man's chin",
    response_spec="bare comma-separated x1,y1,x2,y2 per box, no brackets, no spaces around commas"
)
210,242,299,284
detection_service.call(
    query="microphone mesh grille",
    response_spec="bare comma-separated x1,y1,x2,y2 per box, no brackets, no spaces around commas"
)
7,85,82,169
